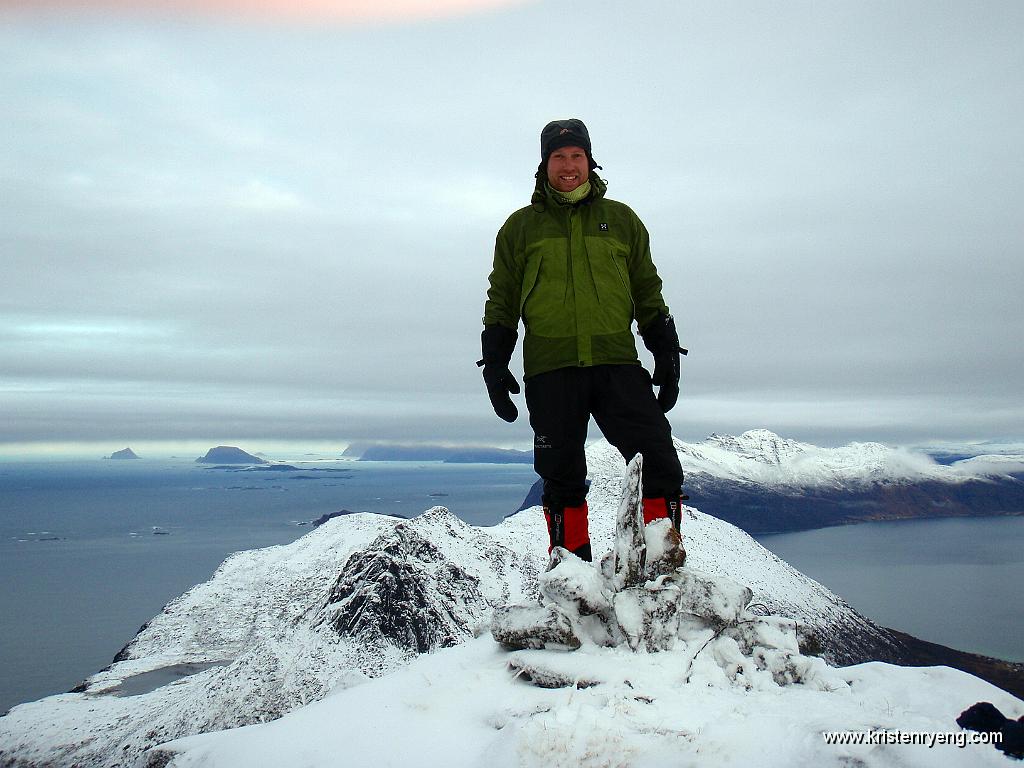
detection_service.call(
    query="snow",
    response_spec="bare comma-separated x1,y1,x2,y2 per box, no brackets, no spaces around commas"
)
152,636,1020,768
141,453,1024,767
649,428,1024,488
953,454,1024,476
1,437,1020,767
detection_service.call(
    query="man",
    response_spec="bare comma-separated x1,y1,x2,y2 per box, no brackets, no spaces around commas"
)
480,118,686,562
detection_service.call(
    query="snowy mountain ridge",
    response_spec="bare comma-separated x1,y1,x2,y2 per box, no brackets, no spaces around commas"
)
585,430,1024,534
669,428,1024,489
0,442,1020,767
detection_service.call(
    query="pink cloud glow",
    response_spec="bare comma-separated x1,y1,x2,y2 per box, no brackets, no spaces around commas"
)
0,0,530,23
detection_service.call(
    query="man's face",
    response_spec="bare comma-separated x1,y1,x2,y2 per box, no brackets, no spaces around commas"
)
546,145,589,193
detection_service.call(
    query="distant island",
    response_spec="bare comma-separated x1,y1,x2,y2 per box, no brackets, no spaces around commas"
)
344,443,531,464
195,447,267,465
106,447,140,460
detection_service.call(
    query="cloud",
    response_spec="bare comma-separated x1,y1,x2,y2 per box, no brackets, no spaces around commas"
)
1,0,533,23
227,179,308,212
1,1,1022,451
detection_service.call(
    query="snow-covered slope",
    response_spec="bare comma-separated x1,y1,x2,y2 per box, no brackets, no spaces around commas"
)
0,443,1017,767
516,431,1024,529
146,637,1021,768
645,429,1024,534
678,429,1024,488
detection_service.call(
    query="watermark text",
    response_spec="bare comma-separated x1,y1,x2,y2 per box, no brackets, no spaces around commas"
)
822,729,1002,749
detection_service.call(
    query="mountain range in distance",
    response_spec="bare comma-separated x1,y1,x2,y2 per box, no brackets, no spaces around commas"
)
342,442,532,463
672,430,1024,535
516,430,1024,535
102,431,1024,536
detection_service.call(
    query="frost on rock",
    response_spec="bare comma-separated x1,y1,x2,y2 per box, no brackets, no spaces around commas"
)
493,455,837,692
312,518,488,653
491,604,581,651
610,453,648,590
643,517,688,577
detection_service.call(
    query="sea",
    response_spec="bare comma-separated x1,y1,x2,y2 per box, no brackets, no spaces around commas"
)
1,457,1022,714
0,456,537,715
756,516,1024,665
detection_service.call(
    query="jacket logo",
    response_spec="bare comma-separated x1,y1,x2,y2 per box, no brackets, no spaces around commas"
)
599,223,609,232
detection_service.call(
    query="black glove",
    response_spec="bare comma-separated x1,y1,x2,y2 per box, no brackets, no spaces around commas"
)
640,313,685,413
478,325,520,423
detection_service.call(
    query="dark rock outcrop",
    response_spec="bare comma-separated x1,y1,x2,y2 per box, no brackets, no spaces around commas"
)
312,523,488,653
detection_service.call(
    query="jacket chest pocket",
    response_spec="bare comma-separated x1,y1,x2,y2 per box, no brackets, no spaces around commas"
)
584,236,635,331
519,240,572,334
587,236,632,292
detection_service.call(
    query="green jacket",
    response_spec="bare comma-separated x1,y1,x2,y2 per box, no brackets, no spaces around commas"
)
483,174,669,379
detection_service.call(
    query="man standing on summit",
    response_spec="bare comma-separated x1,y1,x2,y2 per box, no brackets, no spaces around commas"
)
480,118,686,562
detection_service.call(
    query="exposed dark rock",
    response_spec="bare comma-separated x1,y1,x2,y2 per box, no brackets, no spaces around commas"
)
312,524,487,653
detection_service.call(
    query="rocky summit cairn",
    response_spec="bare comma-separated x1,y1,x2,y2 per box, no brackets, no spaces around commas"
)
492,455,831,690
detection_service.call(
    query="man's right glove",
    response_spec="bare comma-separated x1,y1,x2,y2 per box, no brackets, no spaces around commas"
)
640,313,686,412
478,324,520,423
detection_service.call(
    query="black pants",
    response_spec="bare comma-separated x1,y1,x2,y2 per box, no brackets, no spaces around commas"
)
525,364,683,508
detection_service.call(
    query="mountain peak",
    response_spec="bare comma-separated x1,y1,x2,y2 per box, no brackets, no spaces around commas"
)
703,429,811,466
312,516,487,654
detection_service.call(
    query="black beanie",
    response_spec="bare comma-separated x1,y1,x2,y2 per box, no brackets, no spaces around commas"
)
540,118,592,161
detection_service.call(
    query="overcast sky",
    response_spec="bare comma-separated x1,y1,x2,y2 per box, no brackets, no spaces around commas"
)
2,0,1022,454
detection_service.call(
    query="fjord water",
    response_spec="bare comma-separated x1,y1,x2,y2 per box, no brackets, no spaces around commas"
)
757,516,1024,665
0,458,538,714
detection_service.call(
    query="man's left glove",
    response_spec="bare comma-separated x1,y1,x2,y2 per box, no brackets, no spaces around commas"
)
478,324,520,423
640,313,686,412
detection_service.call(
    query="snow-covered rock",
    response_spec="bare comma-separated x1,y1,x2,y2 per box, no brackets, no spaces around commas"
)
494,455,834,693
